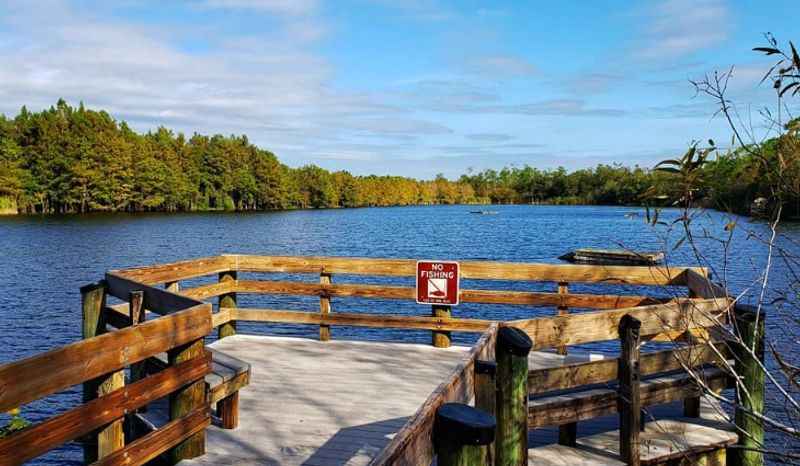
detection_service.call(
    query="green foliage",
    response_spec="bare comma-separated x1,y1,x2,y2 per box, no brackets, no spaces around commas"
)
0,408,30,439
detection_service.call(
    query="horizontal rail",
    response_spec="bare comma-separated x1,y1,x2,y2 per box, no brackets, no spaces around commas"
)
509,298,729,350
181,281,237,300
0,303,212,412
686,269,728,300
229,255,705,285
370,324,499,466
110,256,234,285
528,343,732,395
232,280,662,309
90,408,210,466
105,272,202,315
0,353,211,465
230,308,493,332
528,368,729,428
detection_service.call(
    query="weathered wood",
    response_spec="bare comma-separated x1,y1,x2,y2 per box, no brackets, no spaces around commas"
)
218,271,237,339
434,403,495,466
473,360,496,465
90,408,210,466
556,282,569,355
319,272,332,341
495,326,532,466
432,305,452,348
528,343,730,395
231,308,493,332
528,369,728,428
229,254,705,285
181,281,236,300
619,314,642,466
685,269,728,300
234,279,661,310
370,324,498,466
128,291,147,387
0,303,212,413
105,272,202,315
731,305,766,466
168,336,207,463
166,281,180,293
218,392,239,429
112,255,234,285
209,371,251,404
0,354,211,466
509,298,728,350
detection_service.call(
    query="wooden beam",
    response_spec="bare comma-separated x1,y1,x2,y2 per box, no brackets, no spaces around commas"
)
180,281,236,300
0,354,210,466
685,269,728,300
230,308,492,332
618,315,642,466
218,271,237,339
432,305,452,348
111,256,234,285
105,273,202,315
227,254,706,285
90,408,210,466
528,343,731,395
0,303,212,412
508,298,728,350
167,336,207,463
319,272,332,341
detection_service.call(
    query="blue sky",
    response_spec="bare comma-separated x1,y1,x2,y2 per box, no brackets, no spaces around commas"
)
0,0,796,178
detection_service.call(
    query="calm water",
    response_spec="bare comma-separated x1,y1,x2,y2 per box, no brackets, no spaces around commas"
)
0,205,796,464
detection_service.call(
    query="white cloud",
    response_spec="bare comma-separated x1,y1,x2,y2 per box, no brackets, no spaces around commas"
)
636,0,730,59
465,55,538,77
200,0,319,16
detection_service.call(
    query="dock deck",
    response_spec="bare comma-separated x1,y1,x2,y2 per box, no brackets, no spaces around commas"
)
183,335,471,465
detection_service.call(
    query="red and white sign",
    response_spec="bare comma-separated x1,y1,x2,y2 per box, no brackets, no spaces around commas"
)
416,260,460,306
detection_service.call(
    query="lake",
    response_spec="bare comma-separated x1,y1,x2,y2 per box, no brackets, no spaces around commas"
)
0,205,795,464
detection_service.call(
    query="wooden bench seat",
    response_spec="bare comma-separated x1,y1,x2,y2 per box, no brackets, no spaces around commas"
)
146,348,251,429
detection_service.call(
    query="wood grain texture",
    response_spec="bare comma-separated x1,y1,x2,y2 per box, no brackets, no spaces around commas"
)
181,281,236,300
0,303,212,412
508,299,729,350
319,272,332,341
111,256,234,285
618,315,642,466
90,408,210,466
105,272,202,315
0,354,211,466
686,270,729,300
370,324,499,466
230,308,493,332
225,254,706,285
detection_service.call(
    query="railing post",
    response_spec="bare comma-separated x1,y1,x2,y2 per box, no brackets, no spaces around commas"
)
168,337,206,463
218,271,237,339
618,314,642,466
432,304,452,348
81,281,125,463
474,360,497,464
320,270,332,341
555,281,578,446
435,403,496,466
731,305,766,466
495,326,532,466
556,282,569,356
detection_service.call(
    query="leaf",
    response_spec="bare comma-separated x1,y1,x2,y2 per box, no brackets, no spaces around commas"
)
752,47,781,55
724,221,736,231
780,82,800,97
791,41,800,68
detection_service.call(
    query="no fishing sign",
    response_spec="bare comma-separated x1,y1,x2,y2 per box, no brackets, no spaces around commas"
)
416,260,460,306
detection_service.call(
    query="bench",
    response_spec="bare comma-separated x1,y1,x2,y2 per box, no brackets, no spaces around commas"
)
145,348,251,429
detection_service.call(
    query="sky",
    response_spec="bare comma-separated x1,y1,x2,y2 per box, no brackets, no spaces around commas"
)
0,0,797,179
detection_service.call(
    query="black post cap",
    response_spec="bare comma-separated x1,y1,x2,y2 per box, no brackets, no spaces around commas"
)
435,403,496,446
497,326,532,357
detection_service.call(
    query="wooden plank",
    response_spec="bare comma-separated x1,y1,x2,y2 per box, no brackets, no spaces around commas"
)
228,254,706,285
618,315,642,466
234,279,660,309
0,303,212,412
181,281,236,300
0,354,211,466
509,299,728,350
168,335,207,462
529,343,731,395
231,308,492,332
105,273,202,315
209,371,251,405
686,269,729,300
528,369,728,428
112,256,234,285
90,408,210,466
319,272,332,341
212,307,233,329
370,324,499,466
218,272,237,339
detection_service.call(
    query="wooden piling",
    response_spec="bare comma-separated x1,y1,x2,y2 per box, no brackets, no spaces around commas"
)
432,304,452,348
474,360,496,464
556,281,569,356
435,403,496,466
168,338,206,463
320,271,332,341
218,271,237,339
731,305,765,466
495,326,532,466
81,281,124,462
619,314,642,466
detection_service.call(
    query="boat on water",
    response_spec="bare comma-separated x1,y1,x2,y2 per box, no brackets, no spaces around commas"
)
558,248,664,266
470,210,499,215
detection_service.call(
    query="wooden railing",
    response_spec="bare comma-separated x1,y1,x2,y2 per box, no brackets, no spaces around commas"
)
0,303,213,466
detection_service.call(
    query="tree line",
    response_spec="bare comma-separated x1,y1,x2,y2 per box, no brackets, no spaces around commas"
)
0,100,797,215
